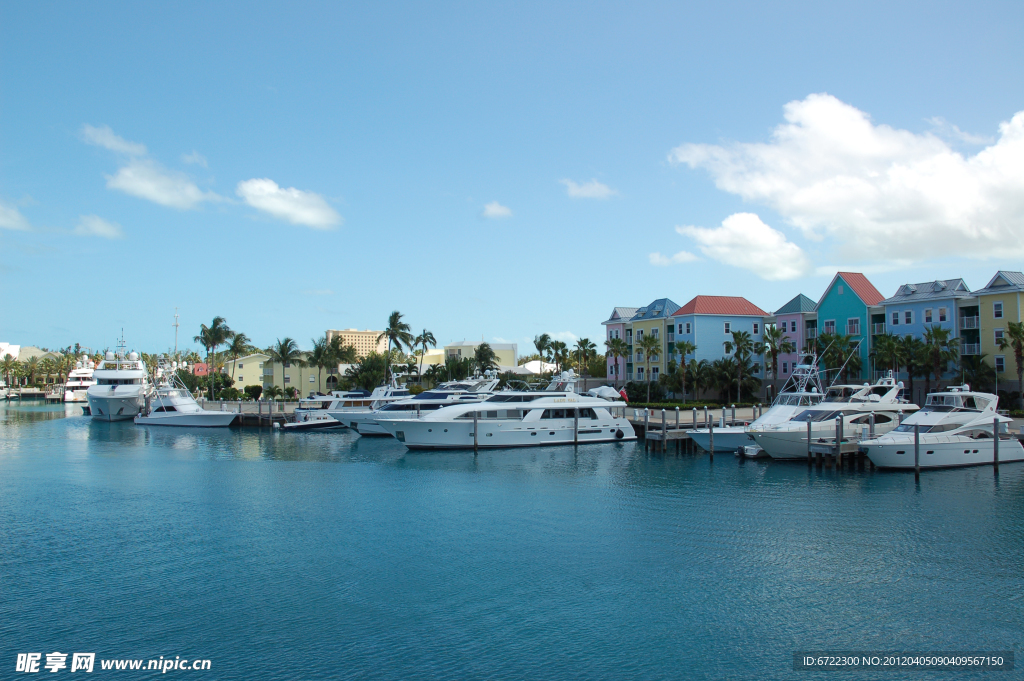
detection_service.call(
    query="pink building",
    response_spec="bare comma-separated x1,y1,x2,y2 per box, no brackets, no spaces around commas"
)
770,294,816,384
601,306,637,383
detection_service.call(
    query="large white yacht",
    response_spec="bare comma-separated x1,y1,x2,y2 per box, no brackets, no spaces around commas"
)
376,371,635,450
750,373,917,460
348,376,501,436
295,381,411,426
86,346,152,422
134,361,237,427
861,386,1024,469
689,357,826,453
63,355,97,403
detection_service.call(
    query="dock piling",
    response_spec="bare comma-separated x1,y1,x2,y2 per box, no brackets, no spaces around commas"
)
731,404,736,426
709,421,714,460
573,409,578,445
473,410,479,453
644,409,649,452
914,423,920,479
807,420,812,466
994,417,1000,472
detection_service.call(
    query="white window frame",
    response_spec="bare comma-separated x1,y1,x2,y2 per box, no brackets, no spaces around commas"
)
847,318,860,335
635,329,643,341
685,322,691,334
753,322,760,334
238,375,243,382
995,355,1005,373
904,310,913,325
652,328,659,339
995,329,1005,344
938,307,947,323
782,361,788,374
651,367,659,379
924,308,933,323
823,320,836,334
891,311,899,326
724,322,731,334
994,302,1004,319
284,375,291,383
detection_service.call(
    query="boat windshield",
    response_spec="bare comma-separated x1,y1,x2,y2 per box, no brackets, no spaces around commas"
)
777,393,822,406
413,391,453,400
486,394,553,402
892,423,963,434
790,409,847,422
824,388,860,402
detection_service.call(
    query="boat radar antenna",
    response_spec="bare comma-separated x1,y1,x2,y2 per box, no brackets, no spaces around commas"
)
173,307,180,355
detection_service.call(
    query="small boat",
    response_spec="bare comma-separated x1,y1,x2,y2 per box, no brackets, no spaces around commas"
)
294,380,411,427
861,386,1024,469
64,356,97,402
278,412,342,432
134,360,237,427
347,375,500,436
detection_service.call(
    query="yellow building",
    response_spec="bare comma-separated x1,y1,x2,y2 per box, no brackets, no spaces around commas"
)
258,352,340,396
325,329,387,358
624,298,680,382
222,353,270,391
444,341,518,368
974,271,1024,380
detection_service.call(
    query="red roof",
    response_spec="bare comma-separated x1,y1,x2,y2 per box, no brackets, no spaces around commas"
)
837,272,884,306
672,295,768,317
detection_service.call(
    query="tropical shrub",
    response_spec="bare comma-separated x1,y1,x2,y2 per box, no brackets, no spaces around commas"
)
244,385,263,401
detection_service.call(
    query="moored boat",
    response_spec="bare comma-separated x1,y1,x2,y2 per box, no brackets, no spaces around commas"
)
87,344,152,422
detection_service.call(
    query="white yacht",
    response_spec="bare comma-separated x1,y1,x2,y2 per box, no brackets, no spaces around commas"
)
376,371,635,450
295,381,411,427
861,386,1024,469
63,356,97,402
86,346,152,422
134,362,237,427
750,373,917,460
689,358,826,453
348,376,501,436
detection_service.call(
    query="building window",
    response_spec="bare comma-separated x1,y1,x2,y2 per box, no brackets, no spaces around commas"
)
258,363,264,369
652,328,659,339
838,284,844,295
724,322,731,334
994,302,1004,318
823,320,836,334
238,375,243,382
677,323,683,334
790,321,797,332
651,354,659,363
310,376,315,383
636,351,643,362
284,375,291,383
651,367,659,379
753,322,760,334
904,311,913,325
891,311,899,326
636,329,643,341
995,329,1004,344
924,309,932,323
637,368,644,379
238,363,244,369
685,322,691,334
626,330,632,343
938,308,947,322
614,330,619,339
782,362,788,374
996,356,1005,373
847,318,860,335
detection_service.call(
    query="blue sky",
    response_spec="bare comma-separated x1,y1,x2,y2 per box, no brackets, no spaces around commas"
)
2,1,1023,355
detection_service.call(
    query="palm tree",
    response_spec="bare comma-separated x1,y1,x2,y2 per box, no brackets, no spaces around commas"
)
308,336,330,394
377,311,414,383
761,325,794,399
997,320,1024,408
605,337,628,384
673,340,697,403
896,335,928,405
724,330,755,403
226,332,251,383
550,340,568,373
922,324,958,394
327,336,358,367
266,338,305,396
38,357,57,386
574,338,596,389
959,354,996,391
263,385,283,400
22,356,40,385
2,353,17,388
414,329,437,379
638,334,662,402
687,358,710,400
870,332,900,376
534,334,552,369
473,343,498,372
193,316,234,400
710,357,737,402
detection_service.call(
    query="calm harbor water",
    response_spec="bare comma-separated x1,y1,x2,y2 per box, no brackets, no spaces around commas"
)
1,401,1021,680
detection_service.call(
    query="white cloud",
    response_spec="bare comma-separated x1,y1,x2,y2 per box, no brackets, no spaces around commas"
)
107,159,218,210
0,200,31,230
181,150,208,167
236,178,342,229
648,250,698,266
560,178,617,199
676,213,811,280
81,124,147,156
74,215,123,239
926,117,992,146
669,93,1024,264
482,201,512,219
551,331,579,343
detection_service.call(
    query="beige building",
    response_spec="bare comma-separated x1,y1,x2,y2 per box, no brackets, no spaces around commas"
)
326,329,387,358
444,341,518,368
222,353,270,391
258,351,340,396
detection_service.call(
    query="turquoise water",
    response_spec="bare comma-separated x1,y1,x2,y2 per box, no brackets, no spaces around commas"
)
1,402,1021,679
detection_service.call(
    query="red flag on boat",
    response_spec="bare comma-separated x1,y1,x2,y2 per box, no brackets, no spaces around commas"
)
619,388,629,402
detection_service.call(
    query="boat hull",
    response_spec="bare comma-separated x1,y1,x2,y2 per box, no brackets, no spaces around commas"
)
688,428,753,453
87,390,146,421
379,417,636,450
135,412,238,427
863,437,1024,469
64,389,89,403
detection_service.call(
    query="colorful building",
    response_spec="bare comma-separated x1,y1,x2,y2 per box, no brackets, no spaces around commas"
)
771,294,817,382
444,341,518,368
670,295,768,373
602,306,637,381
973,271,1024,385
625,298,680,382
813,272,884,382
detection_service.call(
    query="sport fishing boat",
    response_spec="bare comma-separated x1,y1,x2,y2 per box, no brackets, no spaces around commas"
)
294,380,411,427
376,371,635,450
63,356,97,402
688,357,827,453
861,386,1024,469
86,344,153,422
750,372,917,460
347,375,501,436
134,362,237,427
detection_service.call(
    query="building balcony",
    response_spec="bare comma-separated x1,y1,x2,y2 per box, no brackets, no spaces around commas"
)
872,323,886,334
846,325,861,336
960,316,980,330
805,328,817,339
961,342,980,356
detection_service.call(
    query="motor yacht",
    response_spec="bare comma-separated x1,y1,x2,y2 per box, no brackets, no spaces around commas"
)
86,345,153,422
134,362,237,427
63,355,97,402
750,373,917,460
295,381,411,426
347,376,501,436
689,358,827,453
376,371,635,450
861,386,1024,469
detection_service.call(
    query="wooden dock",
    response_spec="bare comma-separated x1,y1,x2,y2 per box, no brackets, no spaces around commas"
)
627,405,766,454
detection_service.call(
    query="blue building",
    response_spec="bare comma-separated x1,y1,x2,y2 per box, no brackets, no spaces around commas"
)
814,272,884,381
670,295,768,373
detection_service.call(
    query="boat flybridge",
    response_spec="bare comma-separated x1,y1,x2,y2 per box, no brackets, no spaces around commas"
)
688,356,827,454
347,374,502,436
376,370,636,450
86,343,153,422
749,372,917,460
64,355,97,403
295,379,411,426
861,386,1024,469
134,360,238,427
